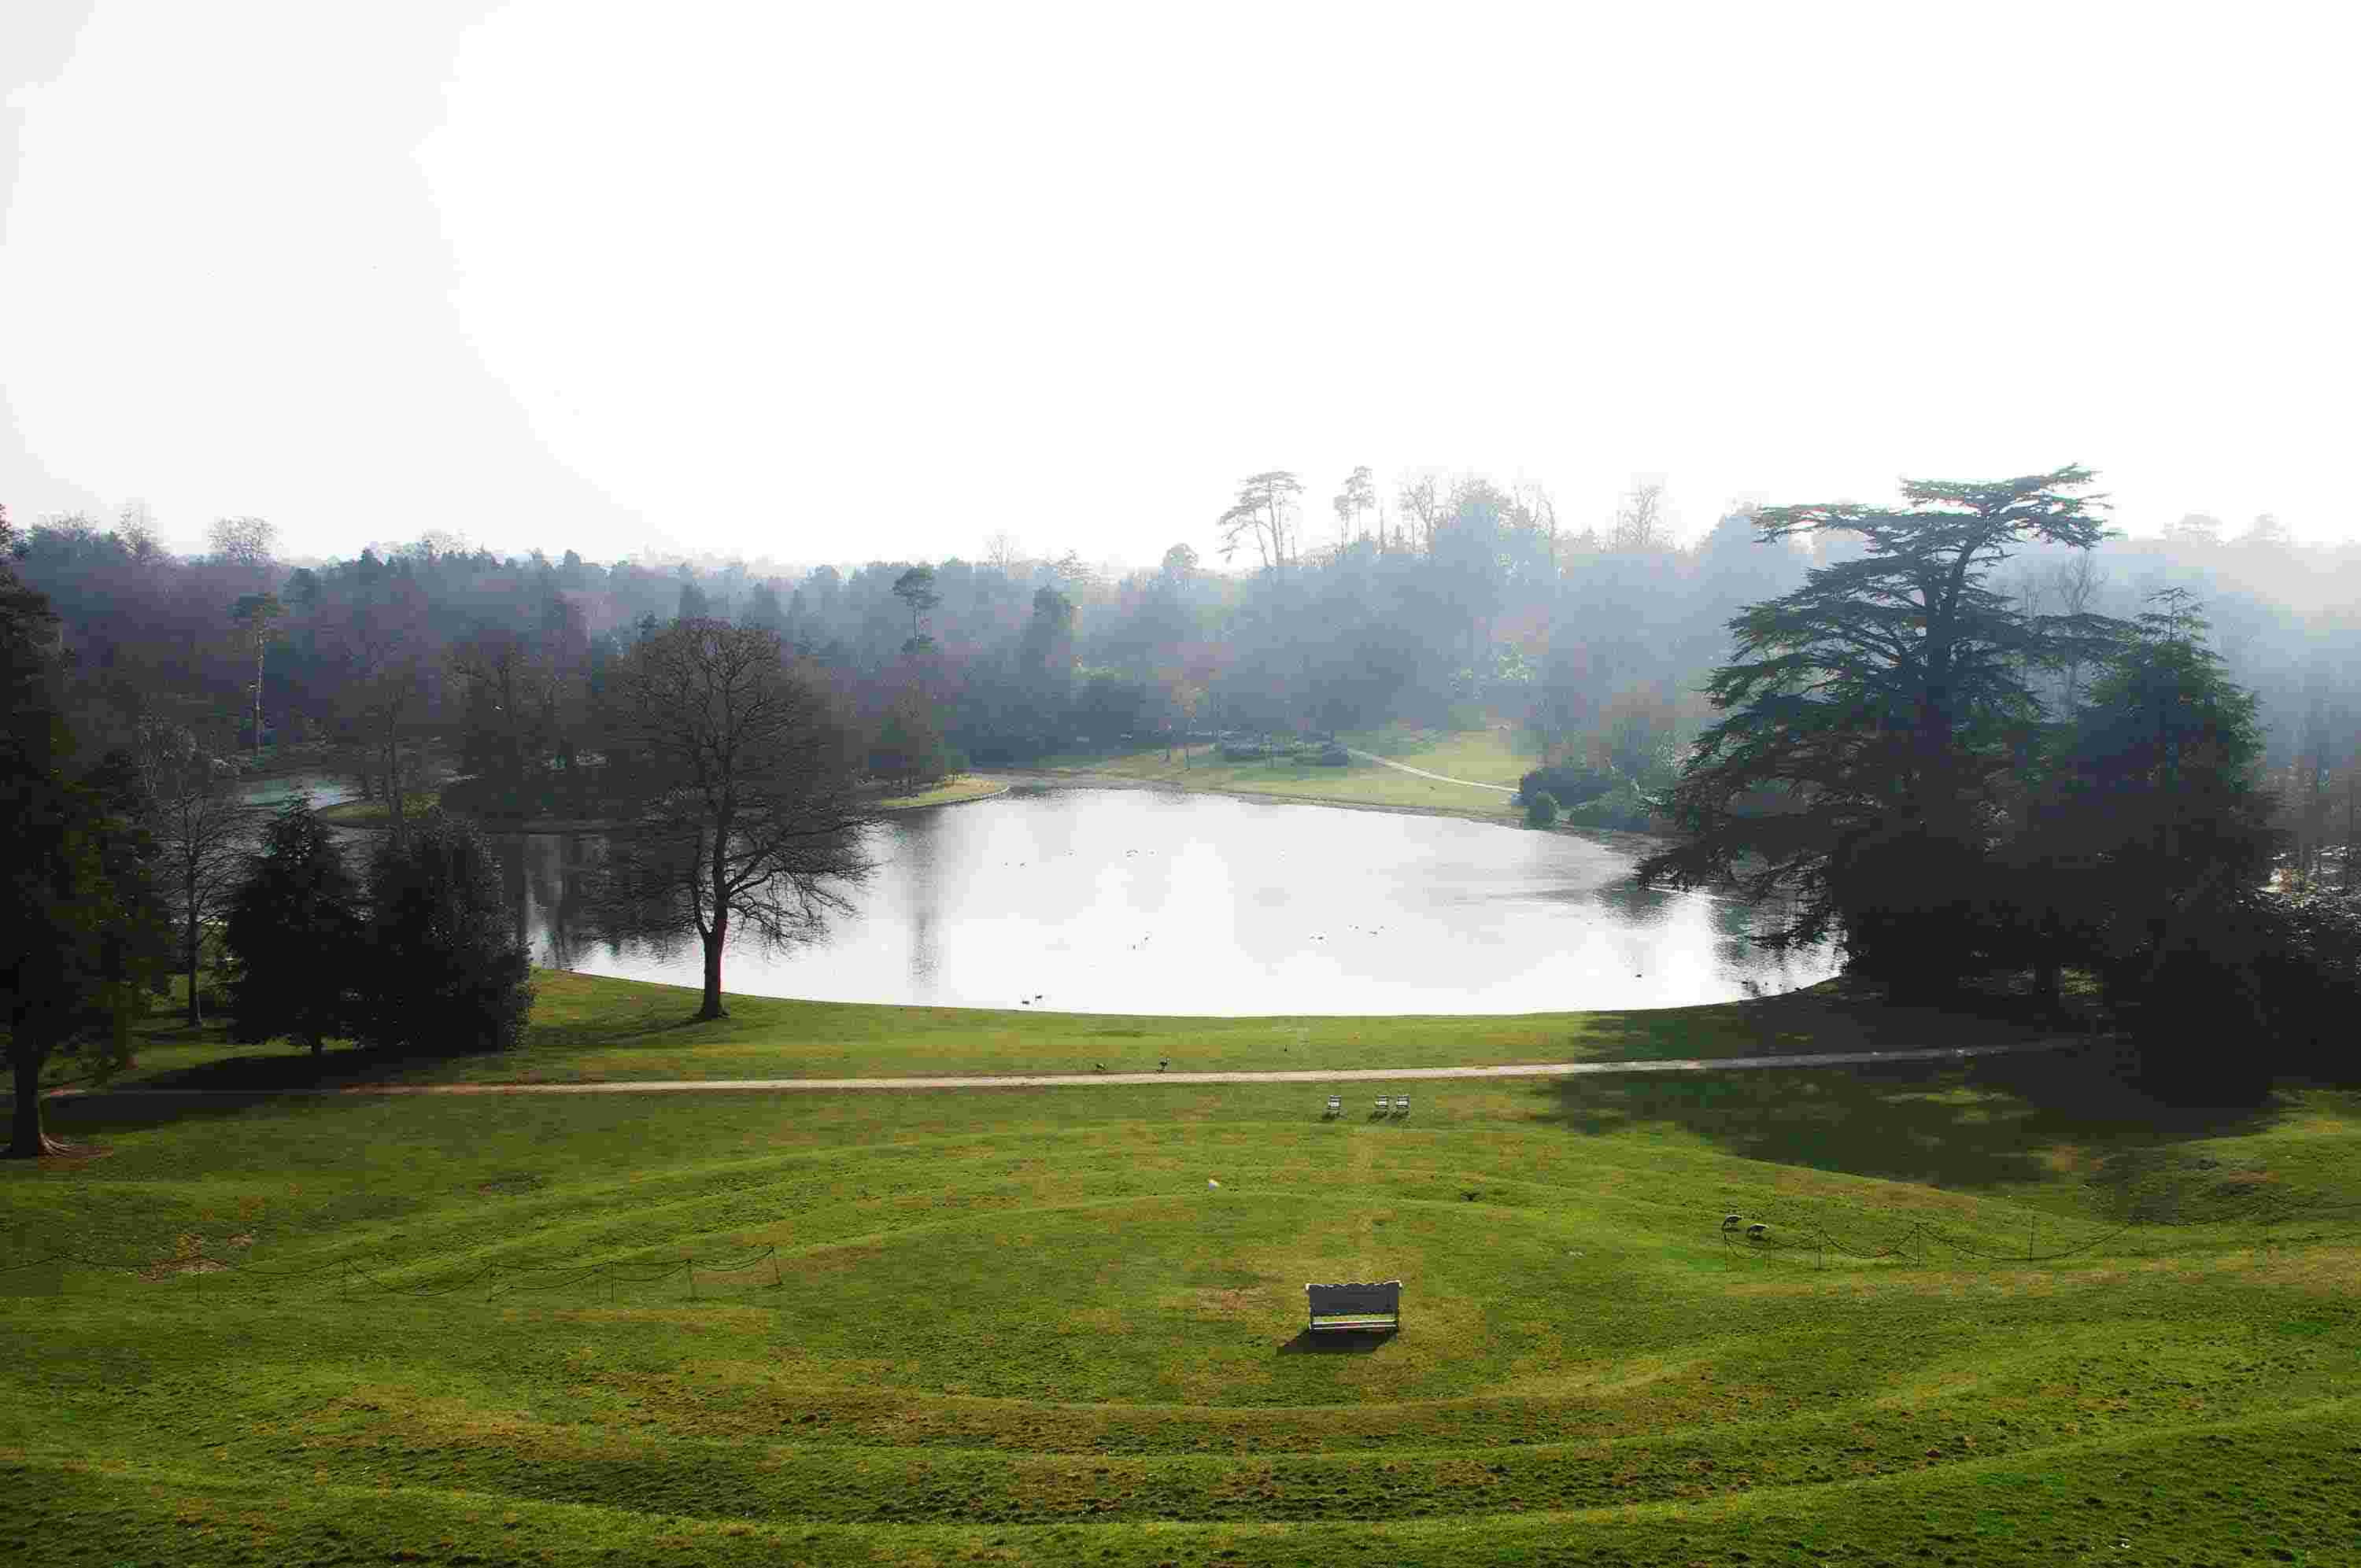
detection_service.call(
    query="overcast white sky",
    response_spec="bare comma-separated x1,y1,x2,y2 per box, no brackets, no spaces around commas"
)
4,2,2356,569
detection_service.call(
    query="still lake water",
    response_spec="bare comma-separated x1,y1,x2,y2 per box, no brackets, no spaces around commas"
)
502,786,1832,1016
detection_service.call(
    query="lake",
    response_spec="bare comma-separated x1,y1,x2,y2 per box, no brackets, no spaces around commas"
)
489,785,1835,1016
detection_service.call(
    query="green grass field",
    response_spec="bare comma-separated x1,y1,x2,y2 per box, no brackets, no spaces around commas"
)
874,774,1008,812
72,971,2078,1090
1029,746,1520,817
315,789,443,828
7,980,2359,1566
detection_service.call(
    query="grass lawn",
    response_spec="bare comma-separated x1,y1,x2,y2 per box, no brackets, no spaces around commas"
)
1343,721,1541,786
6,976,2359,1564
874,773,1008,811
315,788,442,828
72,971,2086,1092
1029,744,1521,817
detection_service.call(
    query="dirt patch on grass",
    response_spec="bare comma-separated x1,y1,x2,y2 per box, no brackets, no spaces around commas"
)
139,1258,227,1280
2086,1148,2307,1223
1187,1287,1265,1315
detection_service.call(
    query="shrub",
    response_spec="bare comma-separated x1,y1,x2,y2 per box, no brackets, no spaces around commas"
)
1524,791,1558,828
2103,887,2361,1103
1517,765,1616,811
357,810,534,1057
2250,887,2361,1084
1315,744,1350,767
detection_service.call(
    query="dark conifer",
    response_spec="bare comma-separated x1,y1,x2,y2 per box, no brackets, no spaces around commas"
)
223,798,367,1057
359,809,534,1055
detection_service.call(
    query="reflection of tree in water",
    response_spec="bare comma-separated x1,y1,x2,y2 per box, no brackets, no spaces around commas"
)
890,817,940,991
493,833,529,957
521,833,604,972
1591,875,1834,992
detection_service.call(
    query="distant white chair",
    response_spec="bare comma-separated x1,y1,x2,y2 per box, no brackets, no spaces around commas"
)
1373,1095,1392,1116
1721,1214,1745,1234
1746,1223,1769,1242
1393,1096,1410,1118
1325,1095,1342,1117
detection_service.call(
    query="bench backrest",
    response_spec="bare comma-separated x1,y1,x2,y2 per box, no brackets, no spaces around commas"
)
1306,1280,1402,1323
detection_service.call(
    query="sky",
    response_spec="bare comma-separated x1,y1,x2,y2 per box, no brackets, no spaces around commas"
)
4,2,2356,570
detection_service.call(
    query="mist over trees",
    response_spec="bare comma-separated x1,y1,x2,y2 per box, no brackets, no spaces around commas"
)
6,461,2360,1099
9,469,2359,860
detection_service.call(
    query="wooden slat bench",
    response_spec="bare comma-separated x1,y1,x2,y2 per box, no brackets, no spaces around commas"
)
1306,1279,1402,1334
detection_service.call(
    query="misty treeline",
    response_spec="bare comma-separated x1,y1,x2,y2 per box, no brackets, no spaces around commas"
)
13,474,2361,860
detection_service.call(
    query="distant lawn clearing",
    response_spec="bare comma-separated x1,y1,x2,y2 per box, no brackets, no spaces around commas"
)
314,787,442,826
7,980,2359,1564
1029,743,1523,817
874,772,1007,810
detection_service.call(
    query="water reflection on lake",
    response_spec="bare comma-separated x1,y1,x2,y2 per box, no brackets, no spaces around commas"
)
502,786,1834,1016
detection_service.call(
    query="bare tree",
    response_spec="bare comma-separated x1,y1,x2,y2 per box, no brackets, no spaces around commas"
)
1331,466,1376,548
336,593,431,846
1396,471,1446,554
983,532,1024,577
207,514,275,564
593,620,877,1020
1611,481,1670,552
132,719,254,1025
2046,550,2107,711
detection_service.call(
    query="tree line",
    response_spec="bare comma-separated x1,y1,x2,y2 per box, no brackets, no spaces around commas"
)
7,461,2360,1152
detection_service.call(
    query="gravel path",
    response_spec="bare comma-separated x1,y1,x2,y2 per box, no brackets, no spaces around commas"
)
1345,748,1518,795
42,1039,2082,1099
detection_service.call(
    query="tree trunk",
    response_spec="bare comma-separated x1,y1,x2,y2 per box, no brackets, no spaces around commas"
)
185,905,203,1027
2034,955,2064,1020
8,1052,66,1159
699,920,728,1020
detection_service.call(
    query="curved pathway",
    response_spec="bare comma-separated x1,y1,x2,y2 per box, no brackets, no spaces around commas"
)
1345,747,1517,795
42,1039,2082,1099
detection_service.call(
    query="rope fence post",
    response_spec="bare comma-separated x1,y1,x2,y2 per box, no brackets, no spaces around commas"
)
685,1258,696,1301
770,1247,781,1289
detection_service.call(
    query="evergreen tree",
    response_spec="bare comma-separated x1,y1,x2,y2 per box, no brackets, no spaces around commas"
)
223,798,368,1057
2,506,167,1156
358,810,534,1055
2045,592,2285,1099
1638,466,2123,1000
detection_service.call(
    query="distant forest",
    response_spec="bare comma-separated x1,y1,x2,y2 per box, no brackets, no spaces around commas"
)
11,473,2360,862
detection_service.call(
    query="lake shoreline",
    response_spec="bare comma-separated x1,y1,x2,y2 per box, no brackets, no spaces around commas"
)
985,766,1668,854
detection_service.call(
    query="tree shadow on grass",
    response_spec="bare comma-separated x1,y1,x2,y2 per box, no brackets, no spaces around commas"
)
1569,974,2094,1064
1525,1045,2285,1191
1277,1329,1392,1355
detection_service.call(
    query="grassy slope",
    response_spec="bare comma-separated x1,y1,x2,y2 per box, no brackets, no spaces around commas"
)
1029,745,1522,817
315,788,442,827
6,990,2359,1566
1345,723,1540,786
874,773,1007,811
75,971,2078,1091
